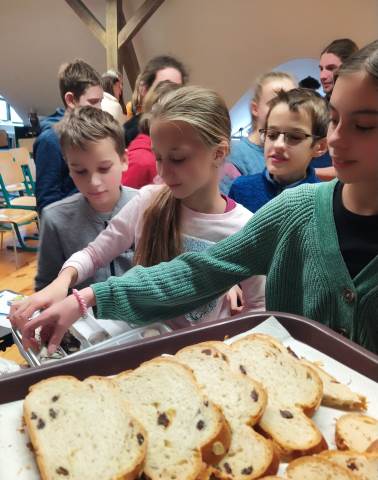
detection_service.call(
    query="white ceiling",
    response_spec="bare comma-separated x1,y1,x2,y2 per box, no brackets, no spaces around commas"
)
1,0,377,120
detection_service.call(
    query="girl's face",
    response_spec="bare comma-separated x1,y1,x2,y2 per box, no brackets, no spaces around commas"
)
252,78,296,131
328,71,378,185
150,120,226,200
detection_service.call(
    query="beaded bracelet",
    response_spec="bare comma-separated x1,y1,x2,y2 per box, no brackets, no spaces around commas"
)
72,289,88,318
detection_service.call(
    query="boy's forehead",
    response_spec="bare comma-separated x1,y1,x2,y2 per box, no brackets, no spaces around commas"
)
267,102,312,129
65,137,118,161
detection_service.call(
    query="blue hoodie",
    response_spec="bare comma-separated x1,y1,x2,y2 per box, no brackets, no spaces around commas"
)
229,166,320,213
34,108,77,213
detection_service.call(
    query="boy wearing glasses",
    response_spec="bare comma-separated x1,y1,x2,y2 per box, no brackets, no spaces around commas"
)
229,88,328,212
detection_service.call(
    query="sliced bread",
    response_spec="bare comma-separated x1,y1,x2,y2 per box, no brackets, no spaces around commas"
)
301,359,367,411
336,414,378,453
115,357,231,480
176,342,278,479
286,456,356,479
24,375,146,480
216,334,326,461
318,450,378,480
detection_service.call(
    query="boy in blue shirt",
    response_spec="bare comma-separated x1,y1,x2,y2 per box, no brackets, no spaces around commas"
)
34,59,103,213
229,88,328,212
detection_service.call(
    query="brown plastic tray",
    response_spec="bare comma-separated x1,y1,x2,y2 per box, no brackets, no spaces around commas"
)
1,311,377,404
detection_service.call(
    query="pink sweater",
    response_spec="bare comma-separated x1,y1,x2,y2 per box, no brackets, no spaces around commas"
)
63,185,265,328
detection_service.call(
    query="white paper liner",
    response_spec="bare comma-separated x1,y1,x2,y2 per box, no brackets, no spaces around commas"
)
0,316,377,479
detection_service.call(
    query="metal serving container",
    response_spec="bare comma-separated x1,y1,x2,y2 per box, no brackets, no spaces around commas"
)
11,314,172,368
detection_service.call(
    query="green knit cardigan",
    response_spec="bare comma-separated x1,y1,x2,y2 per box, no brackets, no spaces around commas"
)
92,180,378,353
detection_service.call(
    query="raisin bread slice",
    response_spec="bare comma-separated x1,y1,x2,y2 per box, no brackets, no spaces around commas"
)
336,414,378,453
24,376,146,480
301,360,367,411
176,343,278,479
216,334,326,461
115,358,231,480
286,456,355,479
318,450,378,480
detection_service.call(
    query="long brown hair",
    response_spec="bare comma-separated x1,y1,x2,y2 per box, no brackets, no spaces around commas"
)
133,86,231,267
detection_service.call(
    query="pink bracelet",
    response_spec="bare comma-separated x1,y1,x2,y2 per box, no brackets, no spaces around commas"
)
72,289,88,318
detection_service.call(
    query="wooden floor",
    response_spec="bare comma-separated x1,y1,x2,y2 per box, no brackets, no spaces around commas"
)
0,223,38,296
0,224,37,363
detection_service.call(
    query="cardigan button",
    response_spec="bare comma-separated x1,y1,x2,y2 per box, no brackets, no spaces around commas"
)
342,288,356,304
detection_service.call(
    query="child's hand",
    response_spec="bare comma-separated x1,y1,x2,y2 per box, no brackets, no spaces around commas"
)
20,295,82,355
9,282,69,332
226,285,245,316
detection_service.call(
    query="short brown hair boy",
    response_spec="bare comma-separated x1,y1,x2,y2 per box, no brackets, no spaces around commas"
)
58,59,102,107
265,88,329,142
56,106,125,158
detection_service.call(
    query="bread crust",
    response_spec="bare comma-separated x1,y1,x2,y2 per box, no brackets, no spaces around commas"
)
335,414,378,452
286,455,356,479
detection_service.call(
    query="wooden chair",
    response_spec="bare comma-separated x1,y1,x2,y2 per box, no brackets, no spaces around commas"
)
0,209,39,265
9,147,35,192
18,137,36,155
0,151,36,210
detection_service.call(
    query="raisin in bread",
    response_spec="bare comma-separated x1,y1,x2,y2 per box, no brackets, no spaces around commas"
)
176,343,278,479
115,358,231,480
24,376,146,480
336,414,378,453
301,360,367,411
318,450,378,480
215,334,326,461
286,456,355,479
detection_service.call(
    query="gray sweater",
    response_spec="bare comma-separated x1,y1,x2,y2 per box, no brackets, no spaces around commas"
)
35,187,137,291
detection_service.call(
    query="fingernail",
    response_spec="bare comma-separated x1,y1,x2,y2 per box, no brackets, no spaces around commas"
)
48,344,57,355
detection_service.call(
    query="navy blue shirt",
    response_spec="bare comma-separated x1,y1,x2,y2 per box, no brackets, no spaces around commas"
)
229,167,320,213
34,108,77,213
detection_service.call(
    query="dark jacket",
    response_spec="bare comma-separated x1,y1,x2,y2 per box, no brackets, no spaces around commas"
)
34,108,77,213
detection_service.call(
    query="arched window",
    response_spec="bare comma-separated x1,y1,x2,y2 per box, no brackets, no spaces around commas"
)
0,95,23,125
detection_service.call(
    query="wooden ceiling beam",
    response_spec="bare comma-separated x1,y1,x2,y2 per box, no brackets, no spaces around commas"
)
65,0,106,47
118,0,165,49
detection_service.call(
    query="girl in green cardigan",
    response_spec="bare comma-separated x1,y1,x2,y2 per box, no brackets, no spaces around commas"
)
11,40,378,353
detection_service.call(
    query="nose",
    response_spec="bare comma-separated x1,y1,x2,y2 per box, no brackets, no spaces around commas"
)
327,120,344,150
272,132,286,148
89,173,102,187
157,159,173,181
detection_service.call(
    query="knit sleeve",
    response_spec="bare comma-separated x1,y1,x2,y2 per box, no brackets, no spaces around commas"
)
91,194,288,324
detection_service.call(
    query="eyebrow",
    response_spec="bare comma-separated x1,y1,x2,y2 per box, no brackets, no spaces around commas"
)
329,104,378,116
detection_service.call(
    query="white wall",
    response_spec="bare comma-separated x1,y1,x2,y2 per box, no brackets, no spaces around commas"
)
0,0,377,121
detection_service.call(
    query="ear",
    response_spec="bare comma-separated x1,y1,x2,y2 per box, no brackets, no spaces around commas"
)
312,137,328,158
121,149,128,172
251,100,259,119
64,92,76,109
213,140,229,168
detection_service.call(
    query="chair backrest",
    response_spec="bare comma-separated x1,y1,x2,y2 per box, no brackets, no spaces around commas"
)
9,147,30,166
8,147,36,192
18,138,36,155
0,151,24,185
0,130,9,148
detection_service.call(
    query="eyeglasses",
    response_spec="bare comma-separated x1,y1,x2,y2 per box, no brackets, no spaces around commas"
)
259,128,320,146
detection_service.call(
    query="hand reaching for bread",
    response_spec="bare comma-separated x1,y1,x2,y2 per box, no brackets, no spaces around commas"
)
14,287,96,354
8,266,78,335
